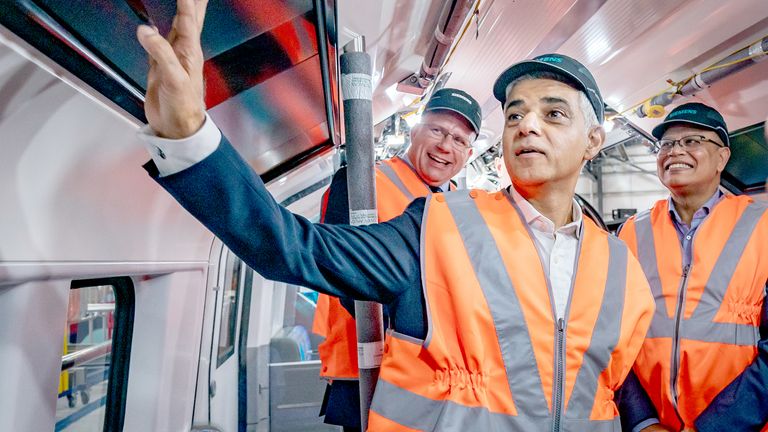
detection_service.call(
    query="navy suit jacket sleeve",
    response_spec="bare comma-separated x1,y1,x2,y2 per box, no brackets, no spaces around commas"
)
144,136,424,305
695,293,768,431
615,370,659,431
322,166,394,320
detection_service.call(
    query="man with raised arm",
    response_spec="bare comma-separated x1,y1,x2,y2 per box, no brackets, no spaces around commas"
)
136,1,654,429
619,103,768,431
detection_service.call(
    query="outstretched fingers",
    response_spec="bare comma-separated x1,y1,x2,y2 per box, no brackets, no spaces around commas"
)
135,0,209,138
173,0,207,81
193,0,210,34
136,25,187,90
175,0,208,46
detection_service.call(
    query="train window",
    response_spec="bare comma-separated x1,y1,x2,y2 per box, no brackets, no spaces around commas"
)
217,254,243,367
268,286,328,431
56,277,134,432
294,288,321,360
721,122,768,194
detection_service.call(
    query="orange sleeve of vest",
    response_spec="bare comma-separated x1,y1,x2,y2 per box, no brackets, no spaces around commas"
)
313,293,331,337
589,243,655,419
618,250,655,380
319,186,331,223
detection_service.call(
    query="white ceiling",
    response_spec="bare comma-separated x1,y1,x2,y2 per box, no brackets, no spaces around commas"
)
338,0,768,145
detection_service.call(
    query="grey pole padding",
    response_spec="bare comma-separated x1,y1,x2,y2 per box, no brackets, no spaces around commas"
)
679,36,768,96
340,45,385,430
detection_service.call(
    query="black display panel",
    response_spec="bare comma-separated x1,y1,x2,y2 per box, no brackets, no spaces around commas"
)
722,122,768,194
0,0,340,180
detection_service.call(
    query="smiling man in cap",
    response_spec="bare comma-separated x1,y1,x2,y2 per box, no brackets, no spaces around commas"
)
135,1,655,428
314,87,480,431
619,102,768,431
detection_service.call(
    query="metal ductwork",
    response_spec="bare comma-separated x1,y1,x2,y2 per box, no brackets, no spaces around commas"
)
397,0,477,95
636,35,768,118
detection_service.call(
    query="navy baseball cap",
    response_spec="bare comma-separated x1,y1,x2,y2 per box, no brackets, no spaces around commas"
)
424,88,482,135
493,53,604,122
652,102,730,147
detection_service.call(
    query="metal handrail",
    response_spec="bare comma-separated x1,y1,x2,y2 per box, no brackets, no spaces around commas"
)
18,0,145,101
61,340,112,372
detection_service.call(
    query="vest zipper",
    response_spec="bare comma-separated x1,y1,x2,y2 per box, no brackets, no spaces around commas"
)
670,264,691,414
552,318,566,432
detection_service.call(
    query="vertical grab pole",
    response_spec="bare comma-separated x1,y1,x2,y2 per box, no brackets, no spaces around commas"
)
340,37,384,430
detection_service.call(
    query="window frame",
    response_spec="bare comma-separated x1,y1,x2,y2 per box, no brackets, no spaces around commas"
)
68,277,135,432
216,254,243,368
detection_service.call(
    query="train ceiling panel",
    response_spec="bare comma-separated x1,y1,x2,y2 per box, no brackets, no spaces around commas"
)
335,0,766,149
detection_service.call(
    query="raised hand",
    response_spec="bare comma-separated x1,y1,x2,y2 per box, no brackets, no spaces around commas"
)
136,0,208,139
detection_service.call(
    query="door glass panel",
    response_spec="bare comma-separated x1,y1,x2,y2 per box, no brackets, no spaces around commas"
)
55,284,115,431
217,254,242,367
269,285,333,431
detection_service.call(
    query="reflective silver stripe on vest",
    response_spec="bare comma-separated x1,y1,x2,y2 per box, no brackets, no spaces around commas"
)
378,159,416,201
683,201,767,346
443,191,549,417
371,379,622,432
690,202,766,321
635,201,766,346
633,210,672,339
680,319,758,345
420,191,436,347
566,236,627,418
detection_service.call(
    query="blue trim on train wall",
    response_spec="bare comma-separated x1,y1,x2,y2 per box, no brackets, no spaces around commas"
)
55,395,108,432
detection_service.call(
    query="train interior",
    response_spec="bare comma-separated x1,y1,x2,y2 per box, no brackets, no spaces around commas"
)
0,0,766,430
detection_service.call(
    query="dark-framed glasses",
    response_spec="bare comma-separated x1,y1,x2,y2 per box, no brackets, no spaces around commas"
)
421,123,474,150
654,135,724,154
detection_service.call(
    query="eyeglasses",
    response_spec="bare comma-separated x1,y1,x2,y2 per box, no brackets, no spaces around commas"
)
654,135,724,154
421,123,474,150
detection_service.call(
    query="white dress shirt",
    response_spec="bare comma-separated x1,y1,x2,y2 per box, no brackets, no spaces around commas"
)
140,114,221,177
508,186,582,320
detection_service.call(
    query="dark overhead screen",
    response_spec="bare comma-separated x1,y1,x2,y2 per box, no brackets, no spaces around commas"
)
32,0,151,91
29,0,317,104
721,122,768,194
1,0,339,179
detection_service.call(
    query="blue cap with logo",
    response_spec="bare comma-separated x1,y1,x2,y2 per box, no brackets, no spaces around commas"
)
493,53,604,122
424,88,482,135
652,102,730,147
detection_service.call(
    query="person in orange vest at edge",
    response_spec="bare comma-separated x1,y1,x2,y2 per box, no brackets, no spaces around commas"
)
312,87,480,432
135,1,656,429
618,103,768,432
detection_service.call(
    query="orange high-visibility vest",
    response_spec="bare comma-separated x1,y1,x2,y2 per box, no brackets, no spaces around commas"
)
314,156,434,379
367,189,655,431
619,196,768,429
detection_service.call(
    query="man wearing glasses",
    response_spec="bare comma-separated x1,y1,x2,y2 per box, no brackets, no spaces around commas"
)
619,102,768,431
314,88,479,432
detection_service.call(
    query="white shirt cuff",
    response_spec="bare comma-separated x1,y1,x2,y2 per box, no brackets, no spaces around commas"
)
632,418,660,432
138,113,222,177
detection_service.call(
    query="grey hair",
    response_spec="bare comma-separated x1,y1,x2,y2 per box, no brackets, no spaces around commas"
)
505,71,600,131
